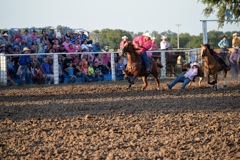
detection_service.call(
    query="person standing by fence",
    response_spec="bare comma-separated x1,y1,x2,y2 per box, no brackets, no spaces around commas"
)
229,47,240,79
18,47,32,85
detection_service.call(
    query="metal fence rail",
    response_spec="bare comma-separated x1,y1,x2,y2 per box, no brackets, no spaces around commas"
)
0,49,200,86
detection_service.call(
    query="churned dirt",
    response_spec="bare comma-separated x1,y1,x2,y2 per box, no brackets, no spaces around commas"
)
0,78,240,159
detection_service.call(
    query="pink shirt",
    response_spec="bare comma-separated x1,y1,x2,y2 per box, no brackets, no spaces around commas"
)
62,41,71,50
230,51,239,63
101,53,110,66
73,44,81,52
31,33,38,41
120,40,126,50
132,36,152,52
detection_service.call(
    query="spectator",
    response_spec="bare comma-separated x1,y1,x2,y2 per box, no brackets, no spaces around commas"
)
88,62,95,81
79,30,90,44
116,59,125,77
73,39,81,52
42,57,54,84
82,61,91,82
101,46,111,73
48,27,55,45
160,36,170,50
2,33,11,46
22,29,31,48
81,39,89,51
66,43,75,57
147,36,158,57
13,29,23,42
31,41,38,53
167,62,199,90
232,33,240,48
18,47,32,85
52,39,61,52
12,38,21,50
56,27,63,39
62,37,71,50
63,54,73,74
229,46,240,79
32,64,45,84
65,30,71,39
93,61,104,81
120,36,128,50
31,29,38,42
65,62,76,83
92,41,102,52
87,44,94,52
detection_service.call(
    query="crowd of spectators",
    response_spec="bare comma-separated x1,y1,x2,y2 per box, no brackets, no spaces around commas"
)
0,28,125,86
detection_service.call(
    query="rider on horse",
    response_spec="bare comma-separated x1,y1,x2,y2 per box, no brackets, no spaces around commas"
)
204,44,231,71
132,32,152,74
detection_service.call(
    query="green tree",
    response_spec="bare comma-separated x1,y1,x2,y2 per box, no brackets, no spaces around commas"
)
199,0,240,27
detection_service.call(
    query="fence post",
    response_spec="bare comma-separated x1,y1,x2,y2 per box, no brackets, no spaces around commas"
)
53,53,59,84
110,52,116,81
161,51,166,79
0,53,7,85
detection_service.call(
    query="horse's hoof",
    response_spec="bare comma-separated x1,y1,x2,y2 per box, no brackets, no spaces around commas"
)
156,87,160,91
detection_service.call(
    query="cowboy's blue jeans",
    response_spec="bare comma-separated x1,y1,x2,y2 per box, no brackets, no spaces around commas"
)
141,52,150,70
169,75,191,89
18,65,31,85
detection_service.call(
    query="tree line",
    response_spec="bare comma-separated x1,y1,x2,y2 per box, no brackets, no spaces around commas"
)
92,28,238,50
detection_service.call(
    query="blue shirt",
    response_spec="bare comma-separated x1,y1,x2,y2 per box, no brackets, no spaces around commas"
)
18,55,31,65
218,39,229,48
42,62,51,74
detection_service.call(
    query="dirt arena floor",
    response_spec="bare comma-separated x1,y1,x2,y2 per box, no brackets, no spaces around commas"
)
0,78,240,159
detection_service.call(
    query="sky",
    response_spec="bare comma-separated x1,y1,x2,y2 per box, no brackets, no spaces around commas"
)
1,0,239,36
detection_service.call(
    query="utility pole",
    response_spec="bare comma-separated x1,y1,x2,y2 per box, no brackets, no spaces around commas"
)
176,24,181,49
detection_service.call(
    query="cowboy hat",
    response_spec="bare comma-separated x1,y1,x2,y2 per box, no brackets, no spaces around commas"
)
50,26,55,30
190,62,200,67
22,47,30,52
0,44,6,47
122,36,128,39
161,36,167,39
151,36,156,40
234,46,239,50
142,32,151,37
104,46,109,51
3,33,8,37
87,44,93,48
233,33,238,36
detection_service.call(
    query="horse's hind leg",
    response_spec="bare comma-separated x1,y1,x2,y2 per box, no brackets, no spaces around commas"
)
153,74,160,90
141,76,148,90
223,71,227,88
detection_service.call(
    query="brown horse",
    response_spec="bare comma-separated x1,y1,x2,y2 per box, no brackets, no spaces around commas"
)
201,44,229,90
181,62,204,87
122,41,162,90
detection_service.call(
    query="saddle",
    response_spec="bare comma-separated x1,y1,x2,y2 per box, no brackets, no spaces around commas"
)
211,52,231,71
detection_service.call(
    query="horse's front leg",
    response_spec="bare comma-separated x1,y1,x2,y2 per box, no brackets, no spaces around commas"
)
141,76,148,90
212,73,218,91
127,74,138,89
198,77,203,87
223,71,227,88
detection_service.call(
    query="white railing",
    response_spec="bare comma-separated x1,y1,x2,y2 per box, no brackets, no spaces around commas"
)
0,49,200,86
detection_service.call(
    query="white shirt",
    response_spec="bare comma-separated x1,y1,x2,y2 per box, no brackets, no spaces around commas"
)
56,31,62,39
160,40,170,49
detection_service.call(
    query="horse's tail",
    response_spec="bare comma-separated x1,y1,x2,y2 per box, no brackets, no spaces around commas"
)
156,62,163,68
